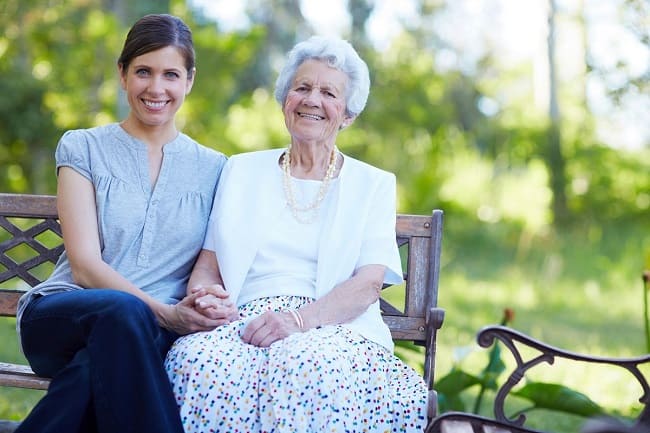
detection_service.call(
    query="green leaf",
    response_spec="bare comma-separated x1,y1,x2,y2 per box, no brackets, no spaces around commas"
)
479,344,506,390
435,368,482,396
512,382,605,417
437,392,468,413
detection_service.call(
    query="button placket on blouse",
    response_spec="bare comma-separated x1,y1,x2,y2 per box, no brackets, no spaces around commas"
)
138,151,172,267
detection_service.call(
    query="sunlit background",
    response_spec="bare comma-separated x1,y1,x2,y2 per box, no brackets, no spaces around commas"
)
192,0,650,150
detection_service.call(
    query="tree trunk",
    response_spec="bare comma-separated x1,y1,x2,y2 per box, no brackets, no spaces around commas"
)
547,0,569,224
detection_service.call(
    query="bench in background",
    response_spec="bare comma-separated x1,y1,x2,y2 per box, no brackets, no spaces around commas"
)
427,324,650,433
0,192,446,429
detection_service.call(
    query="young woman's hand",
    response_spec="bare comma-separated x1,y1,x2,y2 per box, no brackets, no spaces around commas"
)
157,287,237,334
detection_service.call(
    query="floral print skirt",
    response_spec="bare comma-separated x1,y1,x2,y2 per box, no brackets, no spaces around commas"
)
165,296,428,433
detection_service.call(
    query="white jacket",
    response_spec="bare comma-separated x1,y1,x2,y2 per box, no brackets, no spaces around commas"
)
204,148,403,351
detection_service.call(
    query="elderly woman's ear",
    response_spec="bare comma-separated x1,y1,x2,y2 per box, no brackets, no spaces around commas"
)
340,115,356,130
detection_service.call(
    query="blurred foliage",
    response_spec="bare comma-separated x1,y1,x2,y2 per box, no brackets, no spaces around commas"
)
0,0,647,227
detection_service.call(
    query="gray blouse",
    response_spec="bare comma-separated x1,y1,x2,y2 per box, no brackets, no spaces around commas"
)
17,123,226,325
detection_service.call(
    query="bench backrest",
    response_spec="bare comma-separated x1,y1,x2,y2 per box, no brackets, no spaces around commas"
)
0,192,444,387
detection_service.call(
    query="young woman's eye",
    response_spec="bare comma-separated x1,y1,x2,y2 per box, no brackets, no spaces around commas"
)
165,71,180,79
135,68,149,77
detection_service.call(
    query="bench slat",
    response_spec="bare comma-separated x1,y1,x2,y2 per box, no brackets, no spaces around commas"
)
0,290,21,317
0,362,49,390
0,194,57,218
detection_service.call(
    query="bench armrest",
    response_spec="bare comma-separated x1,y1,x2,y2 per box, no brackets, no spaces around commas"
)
477,325,650,428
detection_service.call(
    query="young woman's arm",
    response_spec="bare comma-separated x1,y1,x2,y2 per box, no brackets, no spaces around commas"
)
57,167,234,333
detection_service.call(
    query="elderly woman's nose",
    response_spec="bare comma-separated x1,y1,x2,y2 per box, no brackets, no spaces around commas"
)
302,88,321,105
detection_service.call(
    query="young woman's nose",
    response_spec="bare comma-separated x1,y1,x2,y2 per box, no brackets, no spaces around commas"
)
147,75,165,94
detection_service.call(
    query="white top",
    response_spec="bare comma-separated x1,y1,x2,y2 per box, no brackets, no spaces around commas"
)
204,148,402,351
239,176,339,305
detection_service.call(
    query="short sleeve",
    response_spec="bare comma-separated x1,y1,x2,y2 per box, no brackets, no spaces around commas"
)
355,172,403,285
54,130,92,181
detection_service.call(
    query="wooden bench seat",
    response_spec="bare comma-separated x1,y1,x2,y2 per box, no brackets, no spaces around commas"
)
0,192,445,427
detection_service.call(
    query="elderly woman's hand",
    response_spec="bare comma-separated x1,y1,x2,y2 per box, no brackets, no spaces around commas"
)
189,284,239,322
240,310,302,347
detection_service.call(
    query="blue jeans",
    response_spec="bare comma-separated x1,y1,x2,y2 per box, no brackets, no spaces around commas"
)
15,289,183,433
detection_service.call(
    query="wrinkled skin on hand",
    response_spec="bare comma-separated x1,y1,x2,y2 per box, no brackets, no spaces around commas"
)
240,310,301,347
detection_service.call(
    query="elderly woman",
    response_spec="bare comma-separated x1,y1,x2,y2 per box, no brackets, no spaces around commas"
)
165,36,427,432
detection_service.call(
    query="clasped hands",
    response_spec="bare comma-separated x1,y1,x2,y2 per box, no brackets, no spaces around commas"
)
164,284,238,335
164,285,303,346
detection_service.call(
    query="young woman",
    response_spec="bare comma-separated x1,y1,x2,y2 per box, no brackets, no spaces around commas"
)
15,14,236,433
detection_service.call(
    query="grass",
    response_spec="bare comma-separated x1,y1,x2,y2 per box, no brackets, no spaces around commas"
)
1,216,648,432
0,317,45,421
395,214,650,432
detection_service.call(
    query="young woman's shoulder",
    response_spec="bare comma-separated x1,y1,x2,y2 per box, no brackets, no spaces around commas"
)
177,133,227,165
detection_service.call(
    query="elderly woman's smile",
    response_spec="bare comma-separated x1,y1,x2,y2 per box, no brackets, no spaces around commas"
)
297,112,325,120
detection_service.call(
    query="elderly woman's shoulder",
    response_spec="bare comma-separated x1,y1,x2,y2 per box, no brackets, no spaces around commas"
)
228,148,285,164
343,152,396,179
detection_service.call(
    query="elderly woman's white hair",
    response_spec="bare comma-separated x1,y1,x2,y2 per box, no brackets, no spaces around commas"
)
274,36,371,117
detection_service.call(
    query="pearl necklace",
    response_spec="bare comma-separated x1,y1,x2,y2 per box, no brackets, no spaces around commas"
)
282,144,338,224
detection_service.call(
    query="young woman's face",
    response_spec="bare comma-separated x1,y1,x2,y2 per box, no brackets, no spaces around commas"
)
120,46,194,130
283,59,353,144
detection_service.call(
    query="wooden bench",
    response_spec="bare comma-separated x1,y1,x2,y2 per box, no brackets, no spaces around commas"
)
0,192,446,428
426,324,650,433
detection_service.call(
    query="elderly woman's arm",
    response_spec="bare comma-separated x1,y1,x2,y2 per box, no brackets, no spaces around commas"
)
241,264,385,347
300,264,385,327
186,249,239,323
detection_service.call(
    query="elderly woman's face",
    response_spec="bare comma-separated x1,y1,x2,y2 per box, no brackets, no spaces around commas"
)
283,59,352,144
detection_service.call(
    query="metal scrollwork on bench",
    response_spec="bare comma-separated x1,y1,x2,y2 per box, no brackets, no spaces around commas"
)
477,325,650,427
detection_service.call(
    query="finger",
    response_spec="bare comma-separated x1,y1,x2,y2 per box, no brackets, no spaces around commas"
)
191,318,230,332
202,284,229,298
241,315,267,343
256,331,282,348
188,285,203,294
185,311,232,333
194,294,234,311
182,290,206,305
195,294,218,309
249,325,275,347
199,304,237,321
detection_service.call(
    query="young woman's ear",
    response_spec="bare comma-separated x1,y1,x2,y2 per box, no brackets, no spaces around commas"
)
186,67,196,95
118,63,127,90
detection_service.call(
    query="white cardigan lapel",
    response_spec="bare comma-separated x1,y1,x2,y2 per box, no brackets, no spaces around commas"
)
214,149,286,303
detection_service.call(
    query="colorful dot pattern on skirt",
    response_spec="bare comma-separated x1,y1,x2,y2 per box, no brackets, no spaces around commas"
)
165,296,427,432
